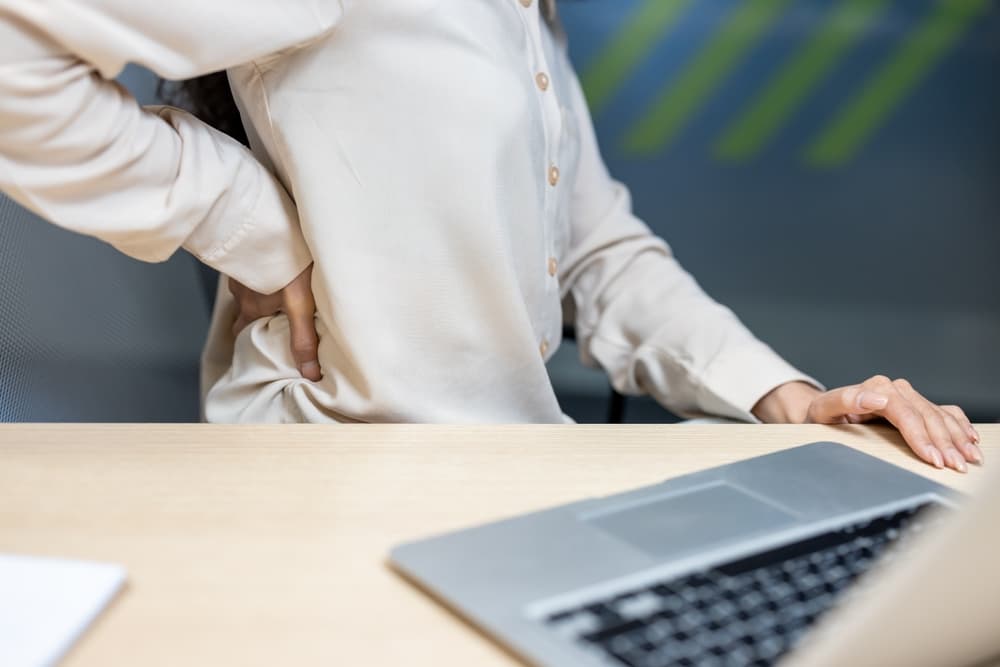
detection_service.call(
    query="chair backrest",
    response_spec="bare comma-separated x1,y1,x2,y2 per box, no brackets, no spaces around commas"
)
0,193,210,422
0,62,210,422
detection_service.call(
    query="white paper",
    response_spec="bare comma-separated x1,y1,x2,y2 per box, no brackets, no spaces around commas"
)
0,554,125,667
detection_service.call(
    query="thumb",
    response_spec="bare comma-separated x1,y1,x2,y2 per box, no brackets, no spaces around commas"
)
281,264,321,381
288,309,321,381
808,385,889,424
284,291,321,381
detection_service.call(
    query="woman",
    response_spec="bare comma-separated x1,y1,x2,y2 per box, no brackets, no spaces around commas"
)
0,0,982,471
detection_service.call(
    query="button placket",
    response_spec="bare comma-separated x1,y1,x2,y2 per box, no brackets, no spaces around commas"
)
514,0,562,355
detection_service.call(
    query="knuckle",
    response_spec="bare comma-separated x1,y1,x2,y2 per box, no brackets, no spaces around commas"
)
294,339,318,356
292,331,317,348
892,378,912,392
940,411,962,428
867,374,892,386
927,412,948,431
943,405,968,420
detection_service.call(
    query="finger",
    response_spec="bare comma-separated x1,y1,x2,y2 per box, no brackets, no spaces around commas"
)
267,295,286,315
918,407,967,473
892,380,970,472
806,384,888,423
236,298,264,324
938,408,982,465
227,277,241,298
941,404,983,456
285,299,321,382
236,292,284,329
232,315,251,337
874,387,944,469
899,394,981,472
250,294,284,318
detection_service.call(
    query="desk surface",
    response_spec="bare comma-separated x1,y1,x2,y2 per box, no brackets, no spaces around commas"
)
1,424,996,666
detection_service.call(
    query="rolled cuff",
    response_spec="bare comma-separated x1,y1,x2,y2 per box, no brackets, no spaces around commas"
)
181,162,312,295
695,339,824,423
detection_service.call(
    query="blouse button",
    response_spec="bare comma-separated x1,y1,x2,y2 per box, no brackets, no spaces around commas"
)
535,72,550,91
519,0,532,7
547,257,558,277
548,165,560,187
539,338,550,358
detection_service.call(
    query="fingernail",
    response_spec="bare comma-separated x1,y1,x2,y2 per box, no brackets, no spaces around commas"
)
971,428,981,444
969,443,985,465
928,448,944,469
299,361,321,379
857,391,889,410
948,451,967,473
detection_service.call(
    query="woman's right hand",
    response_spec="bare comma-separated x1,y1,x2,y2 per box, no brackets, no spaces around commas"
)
228,264,322,381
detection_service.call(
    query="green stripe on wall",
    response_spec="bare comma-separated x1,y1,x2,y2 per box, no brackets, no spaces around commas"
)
623,0,792,155
806,0,990,166
580,0,692,115
715,0,891,161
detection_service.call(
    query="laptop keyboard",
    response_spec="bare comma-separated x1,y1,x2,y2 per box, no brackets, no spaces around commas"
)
543,502,940,667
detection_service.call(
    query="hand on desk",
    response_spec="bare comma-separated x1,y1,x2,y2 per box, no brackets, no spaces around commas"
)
228,264,322,381
754,377,983,473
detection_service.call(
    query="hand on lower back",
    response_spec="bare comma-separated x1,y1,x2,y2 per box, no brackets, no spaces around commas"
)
228,264,321,381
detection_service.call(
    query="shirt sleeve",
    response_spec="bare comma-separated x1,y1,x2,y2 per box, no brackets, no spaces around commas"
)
560,68,822,422
0,2,344,293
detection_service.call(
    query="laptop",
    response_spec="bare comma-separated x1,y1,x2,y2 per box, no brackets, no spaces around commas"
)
390,441,1000,667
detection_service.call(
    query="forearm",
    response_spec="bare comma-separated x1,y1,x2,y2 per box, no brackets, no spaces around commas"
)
0,17,310,293
570,248,821,421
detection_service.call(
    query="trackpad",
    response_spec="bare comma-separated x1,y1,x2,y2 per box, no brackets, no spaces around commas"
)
587,483,797,558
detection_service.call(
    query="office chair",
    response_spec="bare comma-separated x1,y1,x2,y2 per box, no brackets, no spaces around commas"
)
0,63,214,422
0,194,210,422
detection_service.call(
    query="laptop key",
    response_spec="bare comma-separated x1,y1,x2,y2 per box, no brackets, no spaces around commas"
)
616,591,663,619
544,502,941,667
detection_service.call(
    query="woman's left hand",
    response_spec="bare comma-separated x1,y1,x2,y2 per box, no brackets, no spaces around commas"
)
755,377,983,472
228,264,322,381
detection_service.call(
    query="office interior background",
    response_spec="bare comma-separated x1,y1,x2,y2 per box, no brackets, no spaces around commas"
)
0,0,997,423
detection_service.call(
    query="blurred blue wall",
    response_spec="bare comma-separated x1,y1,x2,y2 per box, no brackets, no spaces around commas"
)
556,0,1000,417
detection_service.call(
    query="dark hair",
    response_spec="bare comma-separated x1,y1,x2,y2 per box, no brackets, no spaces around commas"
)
159,72,249,146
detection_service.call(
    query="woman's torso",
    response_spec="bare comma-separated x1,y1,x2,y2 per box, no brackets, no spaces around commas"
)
204,0,582,422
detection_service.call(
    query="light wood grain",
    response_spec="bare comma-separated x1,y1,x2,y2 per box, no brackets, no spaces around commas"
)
1,424,996,666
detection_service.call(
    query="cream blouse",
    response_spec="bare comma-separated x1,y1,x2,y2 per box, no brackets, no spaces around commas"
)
0,0,817,423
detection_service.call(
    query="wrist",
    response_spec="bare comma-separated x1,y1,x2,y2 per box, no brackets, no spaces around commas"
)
752,381,823,424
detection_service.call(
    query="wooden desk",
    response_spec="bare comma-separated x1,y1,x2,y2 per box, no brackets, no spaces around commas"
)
1,424,996,666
